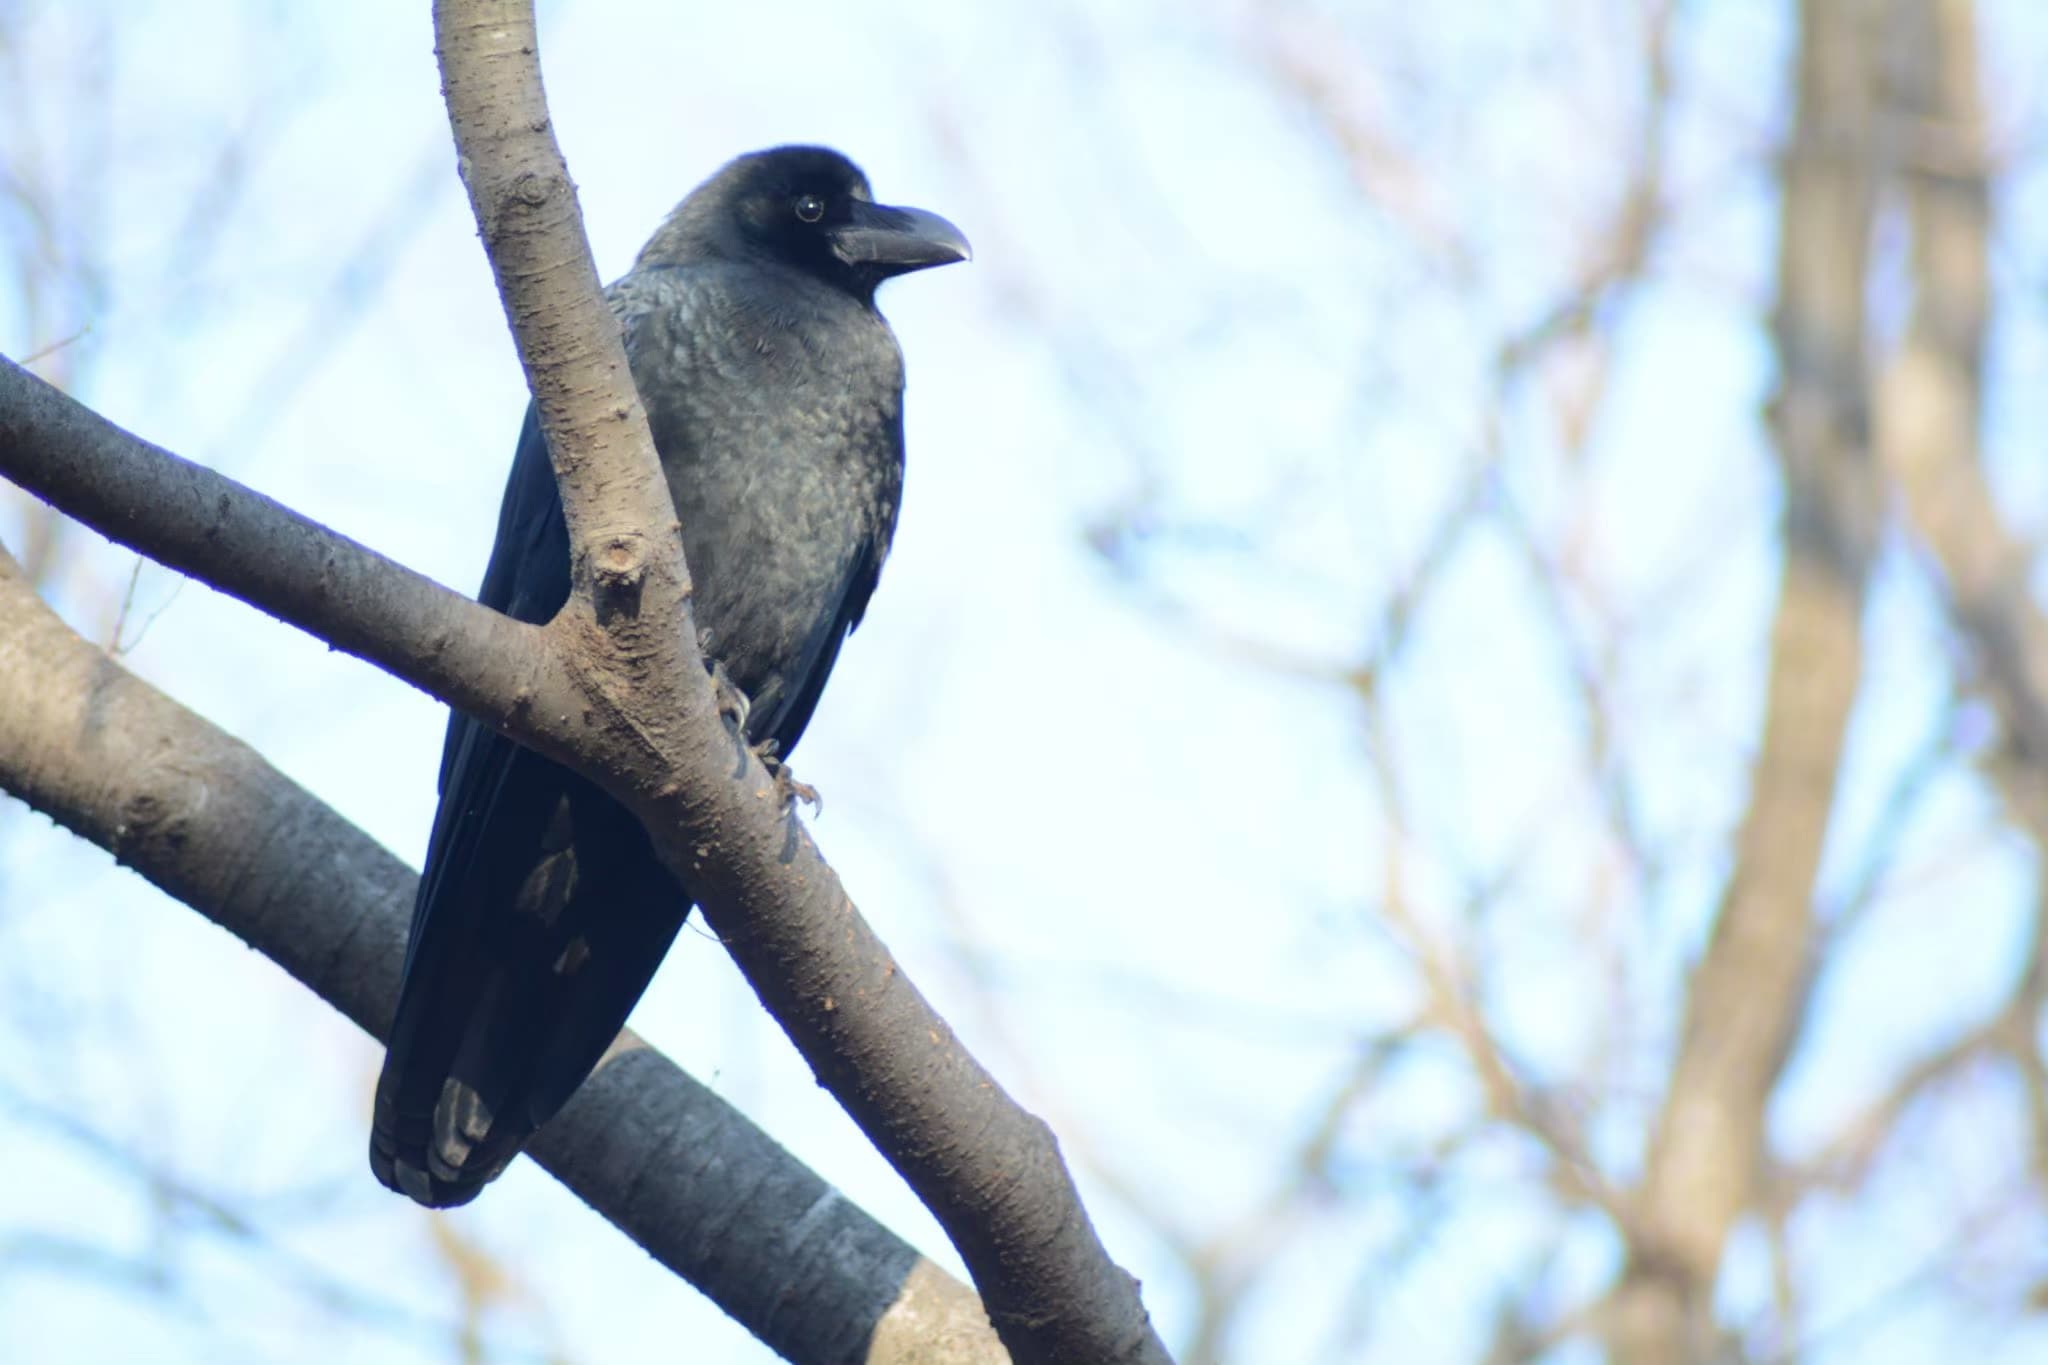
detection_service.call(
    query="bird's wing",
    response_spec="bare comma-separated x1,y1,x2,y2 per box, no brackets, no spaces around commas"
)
413,403,567,953
750,409,903,757
753,516,886,757
373,403,687,1207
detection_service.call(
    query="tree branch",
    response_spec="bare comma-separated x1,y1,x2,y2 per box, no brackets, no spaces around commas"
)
0,352,554,723
435,1,683,585
1611,2,1886,1358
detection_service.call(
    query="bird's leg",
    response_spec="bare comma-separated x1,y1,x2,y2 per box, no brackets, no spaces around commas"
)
750,738,821,814
701,629,751,737
698,637,819,812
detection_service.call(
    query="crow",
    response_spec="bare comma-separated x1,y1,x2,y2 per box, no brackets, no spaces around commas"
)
370,146,968,1207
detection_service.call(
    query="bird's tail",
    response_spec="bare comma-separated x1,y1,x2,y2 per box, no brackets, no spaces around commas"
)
371,753,687,1207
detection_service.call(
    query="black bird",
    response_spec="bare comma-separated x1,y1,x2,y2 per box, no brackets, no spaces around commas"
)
370,146,968,1207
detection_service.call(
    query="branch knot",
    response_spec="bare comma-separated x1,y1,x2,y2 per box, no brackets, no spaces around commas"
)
512,169,555,208
590,532,648,624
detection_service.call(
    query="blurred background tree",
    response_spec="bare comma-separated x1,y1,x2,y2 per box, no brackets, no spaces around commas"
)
3,0,2046,1361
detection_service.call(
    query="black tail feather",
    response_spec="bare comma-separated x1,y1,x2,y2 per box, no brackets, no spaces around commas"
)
372,731,687,1208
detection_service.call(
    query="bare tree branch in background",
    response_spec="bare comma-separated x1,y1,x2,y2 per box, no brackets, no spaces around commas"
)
0,3,109,586
1608,3,1885,1359
1863,0,2048,1279
1883,0,2048,806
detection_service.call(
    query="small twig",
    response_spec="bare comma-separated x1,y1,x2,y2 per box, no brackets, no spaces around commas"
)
18,323,90,367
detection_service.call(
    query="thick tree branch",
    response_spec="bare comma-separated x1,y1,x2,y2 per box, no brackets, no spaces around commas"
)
0,544,1002,1365
0,353,559,722
435,1,683,591
0,2,1171,1358
429,5,712,851
1611,3,1886,1359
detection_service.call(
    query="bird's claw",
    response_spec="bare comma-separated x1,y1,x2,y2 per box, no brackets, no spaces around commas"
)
752,739,821,814
707,657,751,735
704,659,820,812
704,659,815,810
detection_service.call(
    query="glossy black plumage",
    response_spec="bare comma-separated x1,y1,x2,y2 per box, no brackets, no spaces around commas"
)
370,146,967,1207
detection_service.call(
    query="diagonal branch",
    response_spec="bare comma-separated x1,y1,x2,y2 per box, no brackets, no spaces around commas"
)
433,1,689,607
0,354,556,723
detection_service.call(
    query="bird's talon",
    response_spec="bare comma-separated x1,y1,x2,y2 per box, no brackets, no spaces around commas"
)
777,770,822,814
752,742,821,814
707,659,751,734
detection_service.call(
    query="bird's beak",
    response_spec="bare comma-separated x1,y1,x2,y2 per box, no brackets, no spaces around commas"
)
831,200,972,273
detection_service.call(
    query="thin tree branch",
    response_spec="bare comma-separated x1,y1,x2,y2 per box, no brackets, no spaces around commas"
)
4,1087,566,1363
1880,0,2048,795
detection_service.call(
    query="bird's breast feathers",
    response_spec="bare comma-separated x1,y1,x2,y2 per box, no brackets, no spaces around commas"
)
614,264,903,408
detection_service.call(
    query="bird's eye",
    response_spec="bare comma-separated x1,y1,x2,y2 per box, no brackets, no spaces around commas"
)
793,194,826,223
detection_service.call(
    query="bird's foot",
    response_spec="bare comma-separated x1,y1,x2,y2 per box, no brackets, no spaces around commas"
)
752,738,821,814
706,655,751,736
701,641,815,811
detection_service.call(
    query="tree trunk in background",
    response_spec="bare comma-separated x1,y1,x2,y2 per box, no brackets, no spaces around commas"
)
1609,2,1886,1359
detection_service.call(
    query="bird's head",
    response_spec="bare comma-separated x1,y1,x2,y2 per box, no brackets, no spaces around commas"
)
641,145,970,302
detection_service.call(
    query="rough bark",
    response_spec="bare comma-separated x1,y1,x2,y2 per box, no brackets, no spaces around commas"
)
0,545,1003,1365
1608,3,1886,1359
